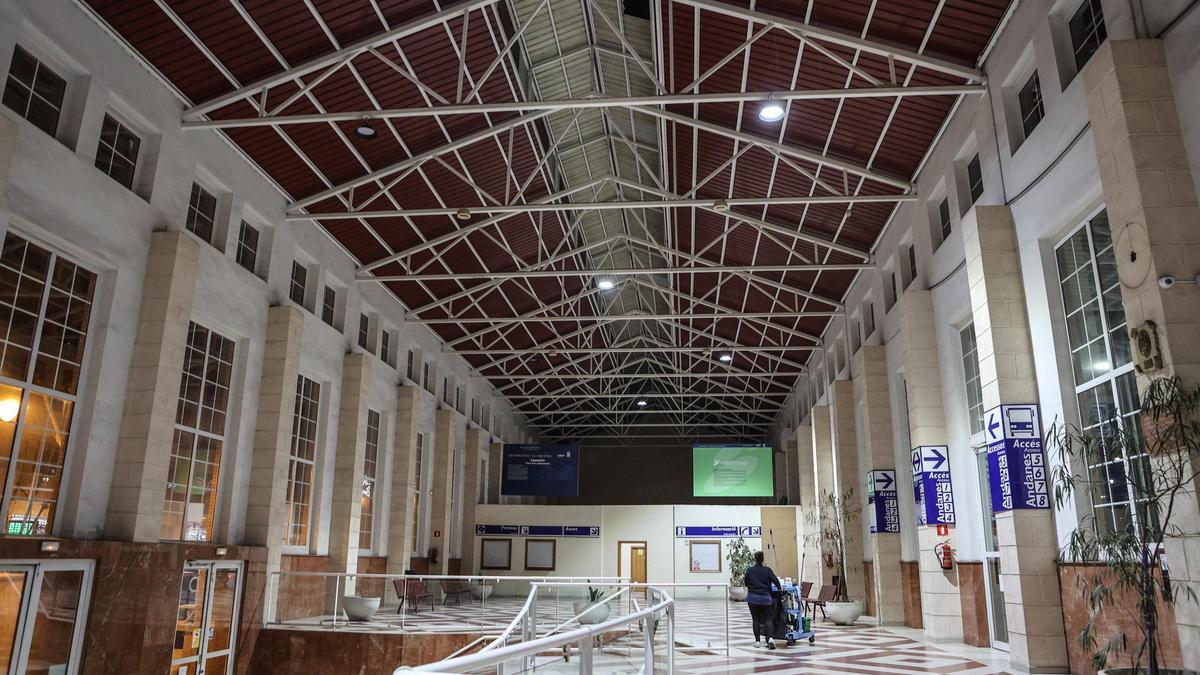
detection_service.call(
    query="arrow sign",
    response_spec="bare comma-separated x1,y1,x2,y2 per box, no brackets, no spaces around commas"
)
923,447,947,471
988,412,1001,440
877,471,895,491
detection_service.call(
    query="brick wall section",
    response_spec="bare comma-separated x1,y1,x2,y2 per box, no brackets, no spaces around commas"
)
105,231,199,542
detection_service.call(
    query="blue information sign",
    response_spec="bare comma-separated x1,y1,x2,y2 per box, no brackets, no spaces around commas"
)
985,404,1050,511
475,524,599,538
867,470,900,534
501,444,580,497
673,525,761,538
911,446,955,526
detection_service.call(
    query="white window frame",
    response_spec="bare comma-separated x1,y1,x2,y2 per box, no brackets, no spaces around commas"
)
0,559,95,675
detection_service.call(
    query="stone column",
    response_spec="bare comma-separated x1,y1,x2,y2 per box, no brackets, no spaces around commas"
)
899,289,963,641
326,353,374,600
811,405,834,585
245,305,305,579
1085,39,1200,669
784,437,801,505
830,379,865,602
386,386,421,595
855,345,904,625
428,408,457,573
487,441,503,504
795,422,821,584
459,428,487,572
106,231,199,542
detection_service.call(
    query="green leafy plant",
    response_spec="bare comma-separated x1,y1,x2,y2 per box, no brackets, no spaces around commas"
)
725,536,755,587
819,487,860,603
1049,375,1200,674
585,585,606,604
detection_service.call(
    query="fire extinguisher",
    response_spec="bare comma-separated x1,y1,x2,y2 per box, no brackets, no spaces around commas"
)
933,541,954,571
823,551,834,568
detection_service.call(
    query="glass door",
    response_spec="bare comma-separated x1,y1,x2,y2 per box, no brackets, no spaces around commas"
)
170,562,242,675
975,450,1009,650
0,560,93,675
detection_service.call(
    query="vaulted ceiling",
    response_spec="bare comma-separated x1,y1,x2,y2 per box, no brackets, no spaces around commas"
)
82,0,1009,444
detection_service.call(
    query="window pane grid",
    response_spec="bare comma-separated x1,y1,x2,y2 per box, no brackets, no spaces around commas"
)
94,114,140,190
1019,73,1045,139
939,199,952,242
1069,0,1107,71
235,222,258,274
186,184,217,244
411,434,424,551
285,375,321,547
359,409,380,551
321,287,336,326
290,262,307,307
967,155,984,203
3,46,66,138
960,324,985,435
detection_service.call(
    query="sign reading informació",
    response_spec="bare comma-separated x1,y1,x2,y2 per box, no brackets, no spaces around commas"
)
500,444,580,497
692,445,774,497
985,403,1050,511
911,445,955,526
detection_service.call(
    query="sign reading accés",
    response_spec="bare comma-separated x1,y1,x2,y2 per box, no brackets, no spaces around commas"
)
985,404,1050,511
867,469,900,534
911,445,954,526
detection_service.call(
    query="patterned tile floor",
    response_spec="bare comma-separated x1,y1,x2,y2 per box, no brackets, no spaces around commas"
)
278,595,1019,673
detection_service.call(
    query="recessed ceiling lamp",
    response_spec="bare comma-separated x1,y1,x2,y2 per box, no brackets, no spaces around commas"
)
455,208,471,221
597,278,616,290
354,120,377,138
718,353,733,362
713,199,729,212
636,399,649,407
758,97,785,122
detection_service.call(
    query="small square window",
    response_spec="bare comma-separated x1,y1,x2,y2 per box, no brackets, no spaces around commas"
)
321,286,337,327
289,261,308,307
1069,0,1107,71
938,198,952,243
3,46,66,138
186,183,218,244
358,313,371,352
967,155,983,205
95,114,140,190
1018,72,1045,140
235,221,259,274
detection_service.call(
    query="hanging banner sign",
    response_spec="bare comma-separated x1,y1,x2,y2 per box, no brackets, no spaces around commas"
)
475,524,599,538
501,444,580,497
911,445,955,526
985,403,1050,511
867,469,900,533
673,525,761,538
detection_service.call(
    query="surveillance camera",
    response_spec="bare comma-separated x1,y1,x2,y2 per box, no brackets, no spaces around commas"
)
1158,275,1176,289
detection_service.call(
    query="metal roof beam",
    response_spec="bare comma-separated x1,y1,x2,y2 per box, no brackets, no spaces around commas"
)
364,262,869,283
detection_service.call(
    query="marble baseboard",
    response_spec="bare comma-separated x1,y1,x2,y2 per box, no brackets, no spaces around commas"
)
900,560,923,629
250,627,476,673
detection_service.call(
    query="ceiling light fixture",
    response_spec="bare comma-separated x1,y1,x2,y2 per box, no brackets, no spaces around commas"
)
0,398,18,423
597,279,616,290
713,199,729,212
354,121,377,139
455,208,471,221
636,399,648,407
758,97,785,123
718,353,733,363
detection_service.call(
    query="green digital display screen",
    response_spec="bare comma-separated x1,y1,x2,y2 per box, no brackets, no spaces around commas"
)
692,446,774,497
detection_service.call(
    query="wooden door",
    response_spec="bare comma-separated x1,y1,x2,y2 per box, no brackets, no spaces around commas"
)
631,546,647,584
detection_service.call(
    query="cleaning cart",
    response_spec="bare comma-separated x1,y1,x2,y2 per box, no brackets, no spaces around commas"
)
777,582,815,646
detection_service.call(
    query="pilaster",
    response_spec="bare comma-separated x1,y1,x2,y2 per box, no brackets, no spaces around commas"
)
460,427,486,572
811,405,834,586
386,386,421,587
784,437,801,505
429,408,457,573
326,353,374,599
795,422,820,584
831,379,865,602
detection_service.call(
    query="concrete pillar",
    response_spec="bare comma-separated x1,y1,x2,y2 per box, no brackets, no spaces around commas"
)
855,345,904,625
963,204,1067,665
795,422,820,584
1085,40,1200,669
386,386,421,589
326,353,374,599
811,405,834,585
459,427,486,573
830,379,865,602
105,231,199,542
487,441,503,504
245,305,306,578
784,437,801,505
899,289,963,642
428,408,457,573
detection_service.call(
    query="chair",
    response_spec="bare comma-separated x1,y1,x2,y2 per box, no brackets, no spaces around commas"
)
440,579,473,605
803,584,836,621
799,581,813,600
393,579,435,613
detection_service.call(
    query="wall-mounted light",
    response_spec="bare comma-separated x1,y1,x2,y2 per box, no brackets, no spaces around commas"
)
216,547,228,556
0,398,19,423
40,540,60,553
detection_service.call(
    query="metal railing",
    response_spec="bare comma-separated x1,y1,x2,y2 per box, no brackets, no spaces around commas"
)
396,581,676,674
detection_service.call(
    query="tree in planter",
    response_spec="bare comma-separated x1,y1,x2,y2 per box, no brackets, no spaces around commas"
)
726,536,755,588
819,487,861,603
1048,375,1200,674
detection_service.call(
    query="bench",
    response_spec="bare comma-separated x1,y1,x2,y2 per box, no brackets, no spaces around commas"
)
393,579,435,614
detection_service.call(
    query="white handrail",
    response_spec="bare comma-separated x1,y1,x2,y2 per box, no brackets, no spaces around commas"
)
395,583,674,674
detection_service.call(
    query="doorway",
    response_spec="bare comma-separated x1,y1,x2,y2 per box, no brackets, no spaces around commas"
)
974,450,1009,650
0,560,93,675
617,541,647,596
170,561,243,675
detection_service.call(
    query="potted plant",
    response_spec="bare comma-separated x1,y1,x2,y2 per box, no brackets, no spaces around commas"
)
725,536,754,601
572,584,611,625
1049,375,1199,675
820,487,863,625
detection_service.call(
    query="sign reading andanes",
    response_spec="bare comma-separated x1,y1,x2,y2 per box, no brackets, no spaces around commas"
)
985,403,1050,511
475,524,599,537
911,445,955,526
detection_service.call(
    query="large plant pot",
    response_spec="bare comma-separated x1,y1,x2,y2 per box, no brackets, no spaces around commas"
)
470,583,494,601
572,600,611,625
342,595,381,622
825,600,863,626
728,586,748,602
